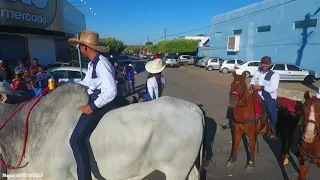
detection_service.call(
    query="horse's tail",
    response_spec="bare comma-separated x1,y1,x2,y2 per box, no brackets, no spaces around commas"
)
199,114,210,180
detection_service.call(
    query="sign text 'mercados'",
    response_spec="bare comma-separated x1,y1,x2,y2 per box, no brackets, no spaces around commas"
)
0,8,47,24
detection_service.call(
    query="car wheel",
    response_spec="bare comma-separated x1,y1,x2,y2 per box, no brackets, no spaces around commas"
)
303,75,315,85
243,71,251,78
222,68,229,74
207,66,213,71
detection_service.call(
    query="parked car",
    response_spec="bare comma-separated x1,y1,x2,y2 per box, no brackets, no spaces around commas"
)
235,61,261,77
46,66,87,83
194,56,204,65
162,55,179,68
205,57,225,71
44,62,70,70
270,63,313,82
196,57,211,67
177,55,194,65
219,59,245,74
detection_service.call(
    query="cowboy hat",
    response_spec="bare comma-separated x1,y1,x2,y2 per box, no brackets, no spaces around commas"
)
68,30,110,53
145,58,166,74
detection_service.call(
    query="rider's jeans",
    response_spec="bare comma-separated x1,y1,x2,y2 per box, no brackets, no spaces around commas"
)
265,97,278,126
70,100,114,180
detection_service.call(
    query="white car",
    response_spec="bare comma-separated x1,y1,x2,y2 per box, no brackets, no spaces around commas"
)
177,55,194,65
205,57,225,71
219,59,245,74
270,63,312,82
235,61,261,77
46,67,87,83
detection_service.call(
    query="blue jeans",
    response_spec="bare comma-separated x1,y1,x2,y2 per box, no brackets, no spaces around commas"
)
265,97,278,126
70,101,114,180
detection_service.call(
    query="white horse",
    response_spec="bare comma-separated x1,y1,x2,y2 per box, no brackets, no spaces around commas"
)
0,83,209,180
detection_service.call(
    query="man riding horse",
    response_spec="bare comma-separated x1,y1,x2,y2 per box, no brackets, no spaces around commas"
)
249,56,280,140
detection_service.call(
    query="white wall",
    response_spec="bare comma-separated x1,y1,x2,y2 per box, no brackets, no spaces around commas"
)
27,37,56,65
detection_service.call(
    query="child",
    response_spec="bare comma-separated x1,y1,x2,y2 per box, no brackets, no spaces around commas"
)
127,64,137,93
12,74,28,91
36,66,50,89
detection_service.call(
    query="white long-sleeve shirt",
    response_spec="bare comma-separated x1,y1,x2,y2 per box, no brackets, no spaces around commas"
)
147,76,166,99
78,54,117,110
316,88,320,99
250,70,280,100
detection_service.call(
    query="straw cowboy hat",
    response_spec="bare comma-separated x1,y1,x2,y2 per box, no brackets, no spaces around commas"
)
68,30,110,53
145,58,166,74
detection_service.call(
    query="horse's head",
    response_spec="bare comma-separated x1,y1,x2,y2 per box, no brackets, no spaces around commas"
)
229,72,247,108
301,91,320,143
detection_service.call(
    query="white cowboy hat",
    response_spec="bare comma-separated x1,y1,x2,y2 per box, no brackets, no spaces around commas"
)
128,64,133,67
68,30,110,53
145,58,166,74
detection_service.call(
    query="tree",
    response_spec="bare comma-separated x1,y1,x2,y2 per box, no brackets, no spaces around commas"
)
145,42,153,46
147,45,159,54
99,38,127,56
157,39,198,54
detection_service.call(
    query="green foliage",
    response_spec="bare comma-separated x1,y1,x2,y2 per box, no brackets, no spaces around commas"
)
157,39,198,53
146,42,153,46
147,45,159,54
99,38,127,56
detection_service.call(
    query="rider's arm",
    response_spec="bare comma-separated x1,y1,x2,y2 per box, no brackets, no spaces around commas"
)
88,60,117,111
250,71,259,85
261,73,280,93
77,70,90,87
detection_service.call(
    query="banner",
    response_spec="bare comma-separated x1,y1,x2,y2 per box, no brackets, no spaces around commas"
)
0,0,62,31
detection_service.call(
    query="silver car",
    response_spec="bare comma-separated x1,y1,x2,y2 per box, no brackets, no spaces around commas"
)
177,55,194,65
163,55,179,68
197,57,211,67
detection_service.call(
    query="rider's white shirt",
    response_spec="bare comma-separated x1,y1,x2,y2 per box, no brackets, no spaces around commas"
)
316,88,320,99
250,70,280,100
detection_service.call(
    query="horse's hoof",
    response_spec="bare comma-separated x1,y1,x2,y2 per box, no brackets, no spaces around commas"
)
283,157,289,165
226,161,234,168
245,165,254,172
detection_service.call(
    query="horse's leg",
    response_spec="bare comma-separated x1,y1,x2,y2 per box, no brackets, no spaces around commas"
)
283,128,294,166
226,124,243,168
298,156,310,180
244,124,257,172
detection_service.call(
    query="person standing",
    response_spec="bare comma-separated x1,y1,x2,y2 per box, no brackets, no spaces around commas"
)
68,30,117,180
249,56,280,140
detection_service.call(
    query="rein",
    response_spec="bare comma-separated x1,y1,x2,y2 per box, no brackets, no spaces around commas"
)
0,87,49,170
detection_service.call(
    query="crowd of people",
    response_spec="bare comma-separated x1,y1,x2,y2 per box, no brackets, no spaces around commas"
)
0,58,50,97
114,62,137,96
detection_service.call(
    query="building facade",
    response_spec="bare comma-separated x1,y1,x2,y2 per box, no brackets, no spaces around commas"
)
198,0,320,72
0,0,86,67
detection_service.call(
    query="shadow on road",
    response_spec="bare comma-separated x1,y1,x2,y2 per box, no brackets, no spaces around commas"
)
197,104,217,180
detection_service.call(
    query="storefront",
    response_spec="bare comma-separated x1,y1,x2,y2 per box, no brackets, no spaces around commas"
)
0,0,86,67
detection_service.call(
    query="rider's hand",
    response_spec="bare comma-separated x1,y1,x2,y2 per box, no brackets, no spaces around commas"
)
81,105,93,115
253,85,262,91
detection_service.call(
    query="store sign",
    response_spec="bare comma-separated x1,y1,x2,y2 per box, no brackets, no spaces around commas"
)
0,0,57,29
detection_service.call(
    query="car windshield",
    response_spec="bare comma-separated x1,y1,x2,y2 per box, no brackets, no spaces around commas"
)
239,61,247,65
166,55,176,59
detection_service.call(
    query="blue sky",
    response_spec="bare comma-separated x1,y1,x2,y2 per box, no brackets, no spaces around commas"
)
69,0,263,45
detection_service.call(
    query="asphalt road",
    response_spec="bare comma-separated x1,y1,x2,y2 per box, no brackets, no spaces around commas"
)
130,62,318,180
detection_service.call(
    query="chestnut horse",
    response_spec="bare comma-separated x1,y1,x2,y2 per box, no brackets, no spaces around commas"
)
298,91,320,180
227,73,303,171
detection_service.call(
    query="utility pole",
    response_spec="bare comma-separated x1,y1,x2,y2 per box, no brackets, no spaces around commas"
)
147,37,150,43
164,28,167,40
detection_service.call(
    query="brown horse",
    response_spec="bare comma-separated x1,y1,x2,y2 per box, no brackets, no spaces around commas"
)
227,72,303,171
298,91,320,180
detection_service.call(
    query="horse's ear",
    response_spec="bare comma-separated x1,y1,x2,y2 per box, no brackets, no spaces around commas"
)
0,93,7,104
304,91,310,101
232,71,237,78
